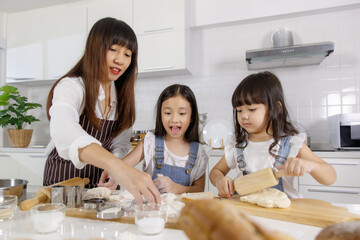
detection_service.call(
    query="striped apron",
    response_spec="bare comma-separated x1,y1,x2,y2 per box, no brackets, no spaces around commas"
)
43,114,118,188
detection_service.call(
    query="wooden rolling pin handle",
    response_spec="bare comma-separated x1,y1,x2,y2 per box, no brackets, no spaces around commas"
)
274,169,285,178
19,193,48,211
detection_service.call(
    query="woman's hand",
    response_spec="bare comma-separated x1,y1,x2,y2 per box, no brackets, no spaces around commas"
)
215,176,234,198
153,175,179,194
109,165,161,206
98,170,119,190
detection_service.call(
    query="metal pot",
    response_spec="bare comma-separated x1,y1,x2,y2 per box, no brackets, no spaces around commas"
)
0,179,28,204
271,27,294,48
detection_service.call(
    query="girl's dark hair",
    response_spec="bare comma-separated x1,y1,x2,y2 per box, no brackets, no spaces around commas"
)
154,84,199,143
46,17,138,135
231,71,298,155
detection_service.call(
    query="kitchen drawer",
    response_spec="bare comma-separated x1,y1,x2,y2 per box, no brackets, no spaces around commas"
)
299,158,360,188
299,185,360,204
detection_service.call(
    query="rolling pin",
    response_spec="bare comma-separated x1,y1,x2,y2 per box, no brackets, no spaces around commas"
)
234,168,285,196
20,177,90,211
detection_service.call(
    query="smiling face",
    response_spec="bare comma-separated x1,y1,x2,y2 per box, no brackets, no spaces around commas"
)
105,44,132,82
236,103,270,138
161,95,192,140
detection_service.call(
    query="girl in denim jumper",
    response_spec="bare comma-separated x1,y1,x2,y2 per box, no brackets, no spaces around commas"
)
123,84,211,193
210,71,336,198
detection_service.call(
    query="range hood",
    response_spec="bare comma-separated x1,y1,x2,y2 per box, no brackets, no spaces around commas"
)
246,41,334,70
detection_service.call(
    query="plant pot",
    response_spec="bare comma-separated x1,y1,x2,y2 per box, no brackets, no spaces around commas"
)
7,129,33,148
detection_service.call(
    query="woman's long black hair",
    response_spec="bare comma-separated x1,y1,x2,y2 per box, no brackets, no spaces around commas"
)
47,17,138,135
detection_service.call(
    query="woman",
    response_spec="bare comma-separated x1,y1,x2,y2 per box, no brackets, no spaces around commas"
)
44,17,160,205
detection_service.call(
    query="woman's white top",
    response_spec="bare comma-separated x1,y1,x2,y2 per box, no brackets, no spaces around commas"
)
45,76,131,169
143,132,212,185
224,133,307,198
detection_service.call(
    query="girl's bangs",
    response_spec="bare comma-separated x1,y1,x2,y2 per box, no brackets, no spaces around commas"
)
233,87,264,107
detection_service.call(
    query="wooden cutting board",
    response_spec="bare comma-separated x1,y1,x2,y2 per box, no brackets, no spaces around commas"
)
226,197,360,228
66,198,360,229
65,208,181,230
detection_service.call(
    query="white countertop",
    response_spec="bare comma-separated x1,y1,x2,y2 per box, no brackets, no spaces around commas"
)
0,147,46,153
1,185,359,240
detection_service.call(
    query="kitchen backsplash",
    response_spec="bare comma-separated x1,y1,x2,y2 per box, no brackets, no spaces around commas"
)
4,7,360,149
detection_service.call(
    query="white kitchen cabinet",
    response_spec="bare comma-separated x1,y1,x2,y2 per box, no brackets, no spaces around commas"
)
298,151,360,204
6,3,87,83
87,0,133,31
6,12,43,81
44,6,87,80
134,0,185,34
134,0,192,78
0,153,20,178
0,150,47,185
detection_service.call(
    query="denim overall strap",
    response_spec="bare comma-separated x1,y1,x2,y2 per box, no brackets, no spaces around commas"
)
236,147,246,174
272,136,292,192
275,136,292,167
154,136,165,169
185,142,199,174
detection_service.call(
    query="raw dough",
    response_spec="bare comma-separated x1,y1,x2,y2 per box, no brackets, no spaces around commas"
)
240,188,291,208
82,187,111,200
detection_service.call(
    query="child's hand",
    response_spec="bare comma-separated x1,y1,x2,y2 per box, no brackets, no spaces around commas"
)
277,158,315,176
215,176,234,198
153,175,179,193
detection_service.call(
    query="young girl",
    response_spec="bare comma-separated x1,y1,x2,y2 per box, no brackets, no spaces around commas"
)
122,84,211,194
210,71,337,198
44,17,160,205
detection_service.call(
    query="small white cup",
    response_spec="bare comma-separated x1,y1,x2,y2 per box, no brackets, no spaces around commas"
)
0,195,17,221
31,203,65,234
135,203,166,235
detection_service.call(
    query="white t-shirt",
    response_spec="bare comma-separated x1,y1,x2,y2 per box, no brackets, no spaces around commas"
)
224,133,307,198
45,76,131,169
143,132,211,185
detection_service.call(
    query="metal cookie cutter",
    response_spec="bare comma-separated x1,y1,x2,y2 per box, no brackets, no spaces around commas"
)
82,198,107,211
51,185,66,204
96,202,124,219
67,185,82,208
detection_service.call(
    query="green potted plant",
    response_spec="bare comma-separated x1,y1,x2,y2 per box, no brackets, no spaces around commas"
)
0,85,42,148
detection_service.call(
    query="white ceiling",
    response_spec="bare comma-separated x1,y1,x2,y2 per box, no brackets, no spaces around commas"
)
0,0,82,13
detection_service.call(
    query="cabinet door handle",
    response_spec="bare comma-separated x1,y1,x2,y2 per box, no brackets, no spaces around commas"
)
308,188,359,194
143,66,174,71
28,154,47,158
0,154,11,157
330,162,359,166
143,27,174,33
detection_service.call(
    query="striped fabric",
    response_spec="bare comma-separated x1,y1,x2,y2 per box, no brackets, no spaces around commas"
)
43,114,118,188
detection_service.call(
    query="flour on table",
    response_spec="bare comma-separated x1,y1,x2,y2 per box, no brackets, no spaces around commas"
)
161,193,185,218
240,188,291,208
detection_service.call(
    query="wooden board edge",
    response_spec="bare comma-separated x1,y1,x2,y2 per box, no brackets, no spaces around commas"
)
65,208,181,230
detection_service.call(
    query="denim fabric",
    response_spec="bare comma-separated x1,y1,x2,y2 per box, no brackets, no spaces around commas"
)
152,136,199,186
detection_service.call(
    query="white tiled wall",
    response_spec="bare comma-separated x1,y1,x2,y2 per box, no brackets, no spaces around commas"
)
8,7,360,149
133,8,360,149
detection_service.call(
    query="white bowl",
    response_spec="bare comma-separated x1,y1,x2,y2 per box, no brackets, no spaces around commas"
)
31,203,65,234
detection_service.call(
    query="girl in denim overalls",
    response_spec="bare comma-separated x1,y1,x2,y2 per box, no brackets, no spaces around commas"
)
123,84,211,193
210,71,336,198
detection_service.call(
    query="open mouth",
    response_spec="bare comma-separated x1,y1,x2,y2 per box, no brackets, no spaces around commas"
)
170,126,181,134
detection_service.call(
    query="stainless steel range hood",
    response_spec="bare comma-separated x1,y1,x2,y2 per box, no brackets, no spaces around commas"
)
246,41,334,70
